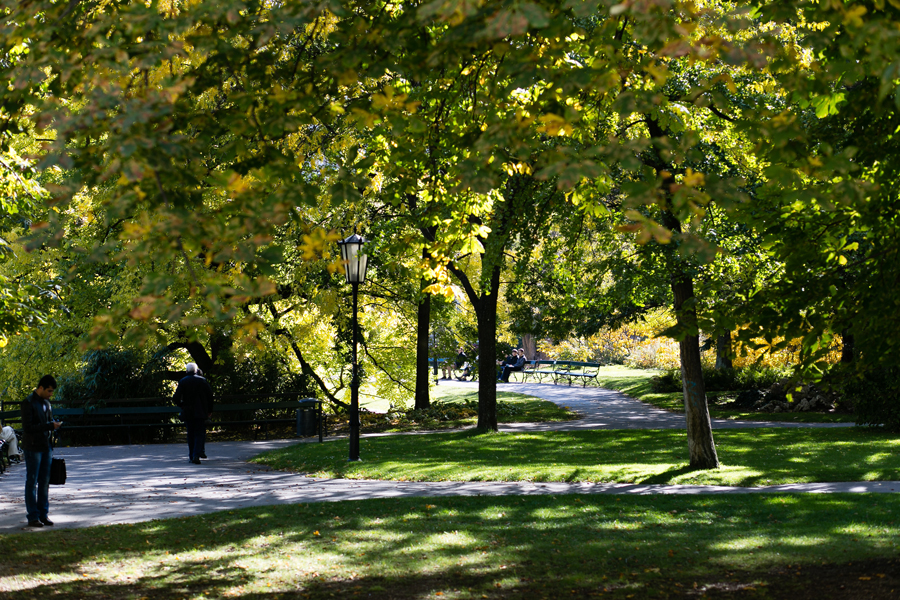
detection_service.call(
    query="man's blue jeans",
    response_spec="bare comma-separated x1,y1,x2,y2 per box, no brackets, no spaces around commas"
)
24,448,52,522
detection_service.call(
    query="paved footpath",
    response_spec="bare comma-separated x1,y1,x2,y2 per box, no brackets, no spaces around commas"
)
0,381,895,533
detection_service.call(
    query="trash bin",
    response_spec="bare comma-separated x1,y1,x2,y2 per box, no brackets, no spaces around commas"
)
296,408,318,437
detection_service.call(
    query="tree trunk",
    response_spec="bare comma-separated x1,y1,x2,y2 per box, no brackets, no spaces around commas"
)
165,341,215,375
672,274,720,469
448,257,502,432
475,288,499,431
648,114,718,469
715,331,733,370
414,292,432,410
442,176,533,432
521,333,537,360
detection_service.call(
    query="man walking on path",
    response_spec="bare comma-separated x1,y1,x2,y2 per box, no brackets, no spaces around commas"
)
173,363,214,465
21,375,62,528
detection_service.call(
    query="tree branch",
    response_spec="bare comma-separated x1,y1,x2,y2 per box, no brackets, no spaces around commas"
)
360,337,414,394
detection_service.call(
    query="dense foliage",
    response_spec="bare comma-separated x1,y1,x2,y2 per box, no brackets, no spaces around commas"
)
3,1,900,445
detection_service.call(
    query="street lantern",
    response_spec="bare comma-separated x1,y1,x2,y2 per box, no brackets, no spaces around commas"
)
338,233,369,284
337,232,369,461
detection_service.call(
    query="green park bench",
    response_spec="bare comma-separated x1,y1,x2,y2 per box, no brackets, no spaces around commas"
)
552,361,601,387
515,360,601,386
521,360,558,383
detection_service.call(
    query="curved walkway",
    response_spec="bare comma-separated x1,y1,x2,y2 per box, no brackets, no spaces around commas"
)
487,380,854,431
0,381,890,533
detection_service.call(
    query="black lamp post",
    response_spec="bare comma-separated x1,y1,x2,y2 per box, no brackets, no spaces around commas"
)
338,232,369,462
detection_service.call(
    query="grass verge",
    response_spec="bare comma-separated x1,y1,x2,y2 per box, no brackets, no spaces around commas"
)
429,386,578,423
253,428,900,487
3,494,899,599
594,367,856,423
352,388,578,434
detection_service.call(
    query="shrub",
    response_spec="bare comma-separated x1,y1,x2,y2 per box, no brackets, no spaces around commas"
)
388,400,478,426
839,367,900,432
730,366,792,391
55,348,171,407
649,369,681,393
650,365,792,393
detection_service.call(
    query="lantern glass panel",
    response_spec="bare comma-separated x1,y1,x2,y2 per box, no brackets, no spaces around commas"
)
339,234,369,284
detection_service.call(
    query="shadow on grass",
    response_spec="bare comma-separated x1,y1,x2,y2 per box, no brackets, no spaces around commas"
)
2,495,900,599
638,465,700,485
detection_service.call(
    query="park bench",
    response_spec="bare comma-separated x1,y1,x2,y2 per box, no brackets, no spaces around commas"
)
0,394,324,446
552,361,601,387
521,360,558,383
506,360,601,387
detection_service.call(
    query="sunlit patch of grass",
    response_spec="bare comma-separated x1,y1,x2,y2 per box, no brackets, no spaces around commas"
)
255,427,900,487
369,389,578,432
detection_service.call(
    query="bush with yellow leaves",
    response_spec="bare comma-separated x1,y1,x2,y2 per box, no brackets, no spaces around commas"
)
539,309,842,371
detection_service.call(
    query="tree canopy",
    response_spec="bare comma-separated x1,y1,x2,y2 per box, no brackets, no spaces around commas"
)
5,0,900,448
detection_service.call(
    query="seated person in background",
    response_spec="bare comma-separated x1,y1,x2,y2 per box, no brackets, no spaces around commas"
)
1,425,23,463
497,350,517,380
500,349,527,382
454,347,470,379
440,358,453,380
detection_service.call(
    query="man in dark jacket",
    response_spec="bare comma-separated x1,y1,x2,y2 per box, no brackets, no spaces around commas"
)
173,363,214,464
496,350,517,381
22,375,62,528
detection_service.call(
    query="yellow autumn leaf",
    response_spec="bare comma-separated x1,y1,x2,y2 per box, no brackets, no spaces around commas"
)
351,108,378,128
122,222,148,239
682,168,705,187
843,4,867,26
537,113,573,136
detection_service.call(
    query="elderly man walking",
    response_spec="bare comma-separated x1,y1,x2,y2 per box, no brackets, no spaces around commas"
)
173,363,214,465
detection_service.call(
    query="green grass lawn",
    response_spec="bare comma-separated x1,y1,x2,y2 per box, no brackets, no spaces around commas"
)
253,428,900,487
595,367,857,423
357,388,578,433
3,494,898,599
429,386,578,423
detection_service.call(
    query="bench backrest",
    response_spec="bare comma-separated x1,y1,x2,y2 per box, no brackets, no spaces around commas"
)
553,360,600,369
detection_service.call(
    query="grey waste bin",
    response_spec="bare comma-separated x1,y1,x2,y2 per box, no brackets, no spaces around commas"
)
296,408,318,437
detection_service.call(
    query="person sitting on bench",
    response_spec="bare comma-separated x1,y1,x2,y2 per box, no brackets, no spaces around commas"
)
496,350,517,381
500,349,526,382
1,425,23,463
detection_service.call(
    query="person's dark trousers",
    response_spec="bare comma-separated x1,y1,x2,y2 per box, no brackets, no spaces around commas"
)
185,419,206,463
24,448,52,522
199,423,207,458
501,366,521,382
